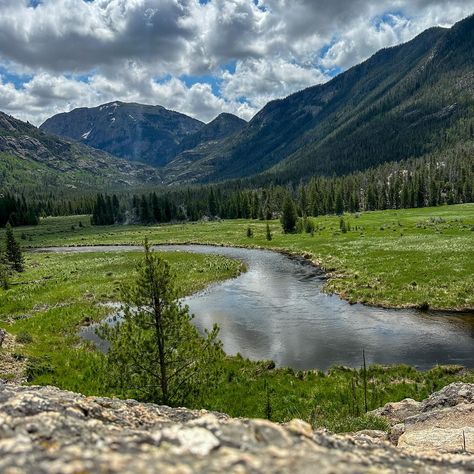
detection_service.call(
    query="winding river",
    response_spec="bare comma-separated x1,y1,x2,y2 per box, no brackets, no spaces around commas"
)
39,245,474,371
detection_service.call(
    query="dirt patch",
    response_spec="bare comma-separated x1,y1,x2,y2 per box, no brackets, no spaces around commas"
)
0,330,27,384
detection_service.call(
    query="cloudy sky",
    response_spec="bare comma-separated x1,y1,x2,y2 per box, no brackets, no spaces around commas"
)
0,0,472,125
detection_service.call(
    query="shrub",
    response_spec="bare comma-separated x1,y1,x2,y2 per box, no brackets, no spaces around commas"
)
25,356,54,382
16,331,33,344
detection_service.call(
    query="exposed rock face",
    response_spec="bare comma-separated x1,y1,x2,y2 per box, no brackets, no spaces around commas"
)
372,383,474,454
1,383,473,473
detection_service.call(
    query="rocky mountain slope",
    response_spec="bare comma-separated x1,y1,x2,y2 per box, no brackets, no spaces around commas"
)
162,14,474,184
41,103,247,172
0,382,472,473
0,111,162,189
36,15,474,186
164,112,247,183
40,101,205,167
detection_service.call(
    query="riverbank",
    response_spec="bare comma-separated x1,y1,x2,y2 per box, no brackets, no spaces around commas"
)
1,246,473,432
7,204,473,311
0,250,242,394
42,244,473,370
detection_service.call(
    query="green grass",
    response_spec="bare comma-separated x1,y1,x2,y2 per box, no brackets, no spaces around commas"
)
0,250,242,394
199,360,473,432
9,203,474,310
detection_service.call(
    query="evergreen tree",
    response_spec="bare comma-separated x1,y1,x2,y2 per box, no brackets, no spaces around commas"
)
0,193,39,227
266,222,272,241
139,195,151,224
151,193,162,222
5,224,24,272
163,198,172,222
280,195,298,233
251,192,259,219
208,189,217,217
101,240,223,406
299,185,308,216
335,188,344,215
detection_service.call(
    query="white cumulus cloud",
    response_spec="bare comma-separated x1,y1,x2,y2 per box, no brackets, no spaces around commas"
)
0,0,471,125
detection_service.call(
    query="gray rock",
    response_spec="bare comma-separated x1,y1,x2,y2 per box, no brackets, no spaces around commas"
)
1,383,473,473
422,383,474,411
371,398,422,424
372,383,474,454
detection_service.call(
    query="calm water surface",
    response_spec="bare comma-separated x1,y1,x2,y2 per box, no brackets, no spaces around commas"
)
40,245,474,370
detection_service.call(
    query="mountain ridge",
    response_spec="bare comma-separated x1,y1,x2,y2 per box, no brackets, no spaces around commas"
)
40,101,205,167
162,16,473,184
36,14,474,185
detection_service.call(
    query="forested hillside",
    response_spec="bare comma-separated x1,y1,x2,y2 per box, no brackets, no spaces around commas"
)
9,138,467,227
162,15,474,184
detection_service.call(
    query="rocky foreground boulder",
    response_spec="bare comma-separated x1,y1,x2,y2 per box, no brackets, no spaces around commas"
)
371,382,473,454
0,383,473,473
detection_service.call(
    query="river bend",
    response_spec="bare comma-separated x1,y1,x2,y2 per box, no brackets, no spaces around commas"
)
37,245,474,370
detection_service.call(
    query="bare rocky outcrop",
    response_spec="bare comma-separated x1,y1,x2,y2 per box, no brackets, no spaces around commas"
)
372,383,474,454
0,383,473,473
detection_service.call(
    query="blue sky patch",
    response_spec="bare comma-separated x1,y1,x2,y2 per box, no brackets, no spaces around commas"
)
180,74,222,96
0,66,32,88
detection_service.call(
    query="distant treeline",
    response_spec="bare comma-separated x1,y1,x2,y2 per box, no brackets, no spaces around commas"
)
4,142,473,227
91,145,473,225
0,193,39,227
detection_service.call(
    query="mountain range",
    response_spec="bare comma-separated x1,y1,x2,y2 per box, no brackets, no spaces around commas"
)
40,102,206,168
3,14,474,189
40,102,248,184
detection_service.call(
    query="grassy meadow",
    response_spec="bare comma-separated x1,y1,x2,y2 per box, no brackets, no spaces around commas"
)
0,248,472,433
0,250,242,394
9,203,474,310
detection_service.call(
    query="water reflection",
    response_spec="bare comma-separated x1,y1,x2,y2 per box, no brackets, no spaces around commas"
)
45,244,474,371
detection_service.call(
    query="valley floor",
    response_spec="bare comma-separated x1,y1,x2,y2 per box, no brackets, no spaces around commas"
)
0,250,242,392
11,203,474,311
0,204,473,432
